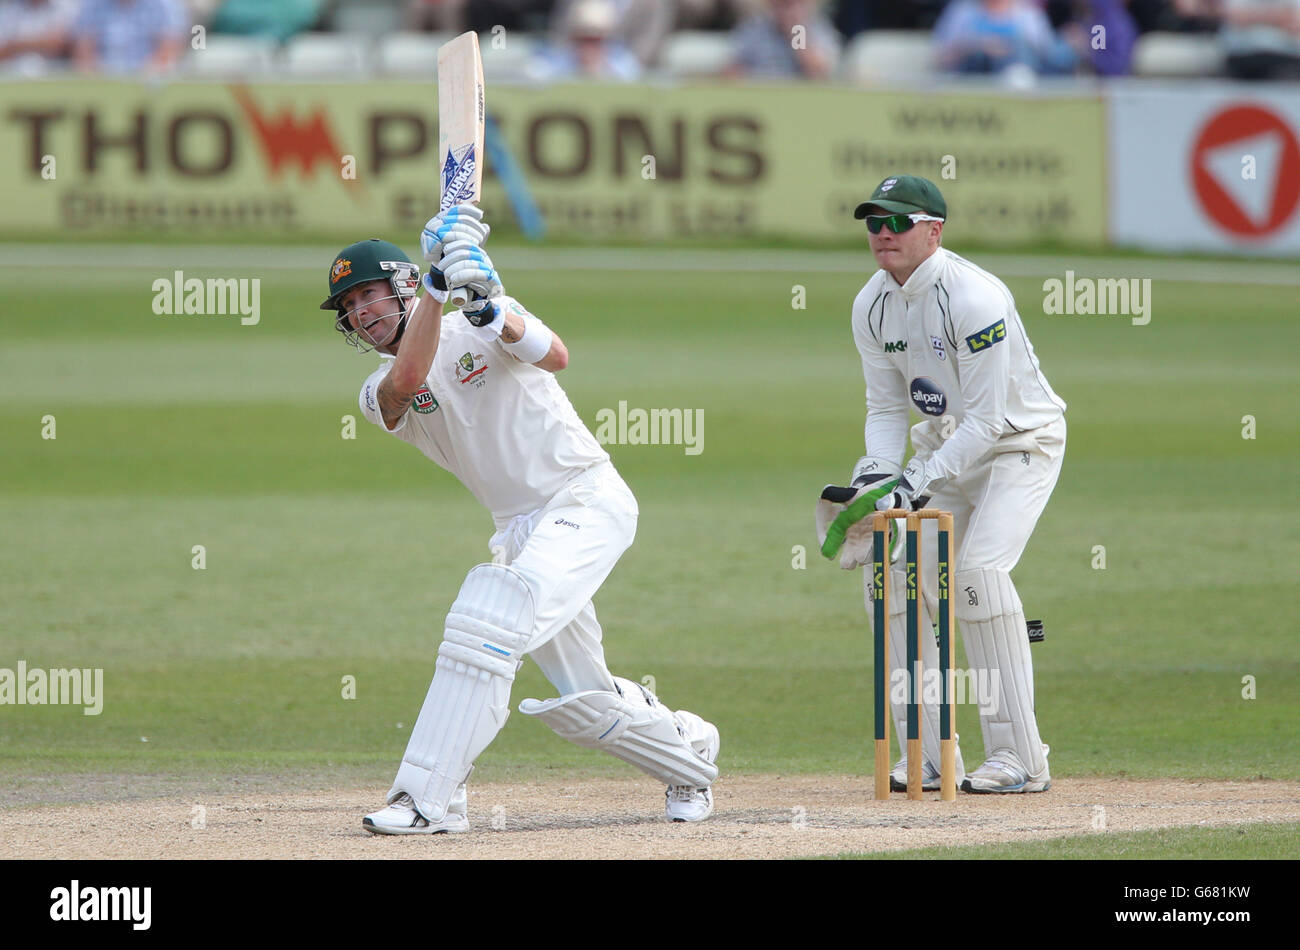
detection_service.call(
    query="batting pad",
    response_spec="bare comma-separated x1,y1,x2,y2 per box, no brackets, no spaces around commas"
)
955,567,1047,777
390,564,534,822
519,677,718,788
875,568,965,781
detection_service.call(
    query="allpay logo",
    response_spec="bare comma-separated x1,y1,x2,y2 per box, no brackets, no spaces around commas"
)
909,377,947,416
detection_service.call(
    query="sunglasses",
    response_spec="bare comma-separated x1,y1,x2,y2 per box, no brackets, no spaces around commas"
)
865,213,944,234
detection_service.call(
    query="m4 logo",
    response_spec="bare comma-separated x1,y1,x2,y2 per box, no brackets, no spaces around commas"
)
884,340,907,353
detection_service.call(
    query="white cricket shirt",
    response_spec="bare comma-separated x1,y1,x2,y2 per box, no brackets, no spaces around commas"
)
851,247,1066,489
358,301,609,523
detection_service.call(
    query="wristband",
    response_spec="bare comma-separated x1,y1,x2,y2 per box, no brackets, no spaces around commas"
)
465,300,505,342
501,314,553,365
421,272,449,304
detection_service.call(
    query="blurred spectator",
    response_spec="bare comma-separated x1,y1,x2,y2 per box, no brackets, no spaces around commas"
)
1219,0,1300,77
406,0,458,29
833,0,946,35
72,0,190,73
1060,0,1139,74
727,0,841,77
407,0,556,32
551,0,673,65
210,0,321,41
1144,0,1222,30
529,0,641,78
933,0,1077,75
0,0,76,75
186,0,220,23
676,0,758,28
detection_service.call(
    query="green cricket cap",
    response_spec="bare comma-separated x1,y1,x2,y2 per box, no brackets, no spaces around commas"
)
854,175,947,220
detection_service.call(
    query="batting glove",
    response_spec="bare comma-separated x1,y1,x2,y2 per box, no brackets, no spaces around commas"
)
440,240,503,305
420,204,489,263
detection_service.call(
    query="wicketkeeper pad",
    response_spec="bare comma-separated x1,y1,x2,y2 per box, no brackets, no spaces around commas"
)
390,563,534,822
519,677,718,788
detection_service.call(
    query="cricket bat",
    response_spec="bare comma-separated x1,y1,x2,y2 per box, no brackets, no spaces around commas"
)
437,31,486,309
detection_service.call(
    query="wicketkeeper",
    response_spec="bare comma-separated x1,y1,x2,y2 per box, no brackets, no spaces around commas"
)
321,208,720,833
817,175,1067,793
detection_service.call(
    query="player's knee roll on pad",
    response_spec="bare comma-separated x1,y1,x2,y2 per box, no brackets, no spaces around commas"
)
955,567,1047,777
391,564,535,822
518,677,718,788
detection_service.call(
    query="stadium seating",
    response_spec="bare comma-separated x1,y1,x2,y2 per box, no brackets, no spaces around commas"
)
480,33,540,83
183,35,279,78
331,1,406,37
377,32,451,77
840,31,936,84
659,31,734,77
377,31,539,81
283,32,372,78
1132,32,1223,77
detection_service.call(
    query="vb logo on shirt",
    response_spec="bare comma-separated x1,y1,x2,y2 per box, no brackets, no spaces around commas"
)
413,386,439,414
966,319,1006,353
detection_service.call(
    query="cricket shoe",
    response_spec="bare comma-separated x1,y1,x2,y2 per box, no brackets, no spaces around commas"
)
666,785,714,822
889,757,942,792
665,716,720,823
363,786,469,835
961,746,1051,794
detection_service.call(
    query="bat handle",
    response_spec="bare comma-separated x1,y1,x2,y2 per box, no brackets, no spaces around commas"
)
449,287,470,308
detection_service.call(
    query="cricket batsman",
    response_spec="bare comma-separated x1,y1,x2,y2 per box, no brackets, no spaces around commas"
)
321,207,719,832
816,175,1067,793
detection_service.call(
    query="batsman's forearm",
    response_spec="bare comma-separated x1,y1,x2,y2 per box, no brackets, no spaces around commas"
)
378,296,443,429
499,310,568,371
388,295,443,388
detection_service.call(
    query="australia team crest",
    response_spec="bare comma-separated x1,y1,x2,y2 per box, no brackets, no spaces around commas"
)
454,351,488,388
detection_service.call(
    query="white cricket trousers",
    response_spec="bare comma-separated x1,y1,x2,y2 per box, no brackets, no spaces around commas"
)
910,416,1066,576
489,461,637,696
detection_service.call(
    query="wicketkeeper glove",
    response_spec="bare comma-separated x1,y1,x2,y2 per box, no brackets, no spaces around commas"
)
816,456,900,568
872,457,934,513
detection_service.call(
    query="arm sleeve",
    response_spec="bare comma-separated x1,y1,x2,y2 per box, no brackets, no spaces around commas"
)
358,363,409,434
852,292,909,465
922,292,1011,486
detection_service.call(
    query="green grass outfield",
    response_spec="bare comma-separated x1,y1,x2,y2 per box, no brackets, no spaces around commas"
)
1,241,1296,791
833,821,1300,860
